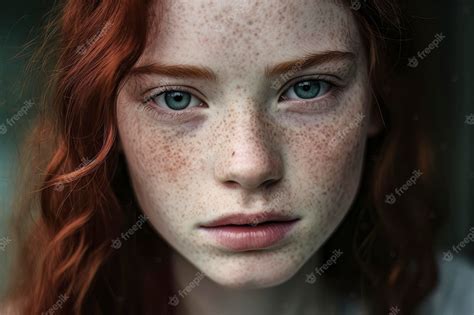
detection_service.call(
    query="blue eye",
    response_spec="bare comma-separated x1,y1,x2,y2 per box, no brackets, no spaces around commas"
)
282,80,332,100
148,90,202,111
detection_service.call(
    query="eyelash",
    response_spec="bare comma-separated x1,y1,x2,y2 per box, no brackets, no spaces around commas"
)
141,86,205,121
140,76,342,119
278,76,341,107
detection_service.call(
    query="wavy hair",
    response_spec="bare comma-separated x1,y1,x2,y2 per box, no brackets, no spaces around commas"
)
2,0,439,314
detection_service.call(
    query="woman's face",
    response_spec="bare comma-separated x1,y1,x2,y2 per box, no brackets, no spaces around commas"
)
117,0,374,288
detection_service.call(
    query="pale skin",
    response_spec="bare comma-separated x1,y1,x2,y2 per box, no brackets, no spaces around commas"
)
116,0,381,314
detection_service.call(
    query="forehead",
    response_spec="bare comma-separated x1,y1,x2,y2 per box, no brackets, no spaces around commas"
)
141,0,360,70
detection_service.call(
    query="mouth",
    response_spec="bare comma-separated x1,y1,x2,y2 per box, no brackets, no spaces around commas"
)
198,212,301,251
199,212,300,227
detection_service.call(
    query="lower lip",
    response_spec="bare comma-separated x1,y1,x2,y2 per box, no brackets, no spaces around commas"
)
199,220,300,251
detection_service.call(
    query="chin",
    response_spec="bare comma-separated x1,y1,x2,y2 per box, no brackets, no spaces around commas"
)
194,250,306,289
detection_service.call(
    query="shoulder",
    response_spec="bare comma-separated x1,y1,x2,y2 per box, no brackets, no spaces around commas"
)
417,253,474,315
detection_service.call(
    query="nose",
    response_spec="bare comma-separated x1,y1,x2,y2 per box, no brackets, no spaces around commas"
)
214,107,283,191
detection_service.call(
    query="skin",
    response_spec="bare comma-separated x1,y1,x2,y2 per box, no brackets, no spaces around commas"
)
116,0,380,313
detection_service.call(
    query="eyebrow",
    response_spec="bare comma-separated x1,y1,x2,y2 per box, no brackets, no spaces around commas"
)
129,51,355,81
129,63,218,81
264,51,356,77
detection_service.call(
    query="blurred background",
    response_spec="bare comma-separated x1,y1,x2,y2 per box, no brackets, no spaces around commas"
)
1,0,55,295
0,0,473,297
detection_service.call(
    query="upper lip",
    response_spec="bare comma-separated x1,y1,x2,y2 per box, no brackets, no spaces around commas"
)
199,212,300,227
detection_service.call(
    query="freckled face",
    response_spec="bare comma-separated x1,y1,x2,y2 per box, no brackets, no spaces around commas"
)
117,0,372,288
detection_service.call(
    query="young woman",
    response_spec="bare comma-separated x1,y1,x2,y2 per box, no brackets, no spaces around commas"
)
2,0,473,314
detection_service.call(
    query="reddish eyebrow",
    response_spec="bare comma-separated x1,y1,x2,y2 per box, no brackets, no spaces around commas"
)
264,51,356,77
129,63,218,81
129,51,355,81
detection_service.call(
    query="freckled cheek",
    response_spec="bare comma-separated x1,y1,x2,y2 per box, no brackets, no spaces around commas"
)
117,104,205,240
117,114,200,185
123,137,205,234
130,138,201,187
285,121,366,193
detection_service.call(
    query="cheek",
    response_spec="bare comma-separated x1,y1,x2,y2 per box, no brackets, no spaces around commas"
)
116,99,207,235
121,131,206,234
136,141,192,185
283,98,368,213
117,115,203,241
280,111,366,250
117,103,199,188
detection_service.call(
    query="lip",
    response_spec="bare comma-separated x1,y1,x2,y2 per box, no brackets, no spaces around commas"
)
199,212,300,251
200,212,299,227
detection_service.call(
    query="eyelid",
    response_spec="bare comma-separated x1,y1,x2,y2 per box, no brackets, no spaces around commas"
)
278,74,343,95
277,76,341,103
142,85,207,105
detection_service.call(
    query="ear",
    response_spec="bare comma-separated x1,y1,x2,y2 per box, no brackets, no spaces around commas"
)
367,101,384,137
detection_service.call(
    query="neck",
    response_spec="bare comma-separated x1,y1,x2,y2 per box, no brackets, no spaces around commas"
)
169,250,340,315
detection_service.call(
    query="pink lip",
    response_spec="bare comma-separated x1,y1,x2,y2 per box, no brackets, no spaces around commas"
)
199,213,300,251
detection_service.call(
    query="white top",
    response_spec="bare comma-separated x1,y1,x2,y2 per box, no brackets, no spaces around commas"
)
416,254,474,315
343,254,474,315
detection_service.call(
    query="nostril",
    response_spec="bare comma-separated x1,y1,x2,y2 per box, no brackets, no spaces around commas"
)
224,181,240,189
262,178,279,188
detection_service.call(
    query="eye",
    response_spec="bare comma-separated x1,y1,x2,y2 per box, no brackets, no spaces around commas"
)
146,89,203,111
281,80,332,101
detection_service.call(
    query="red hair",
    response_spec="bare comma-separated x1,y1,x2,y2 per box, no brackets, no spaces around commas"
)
3,0,438,314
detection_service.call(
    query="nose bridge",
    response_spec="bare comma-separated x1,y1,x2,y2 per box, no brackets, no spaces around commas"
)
214,103,283,190
230,106,272,155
